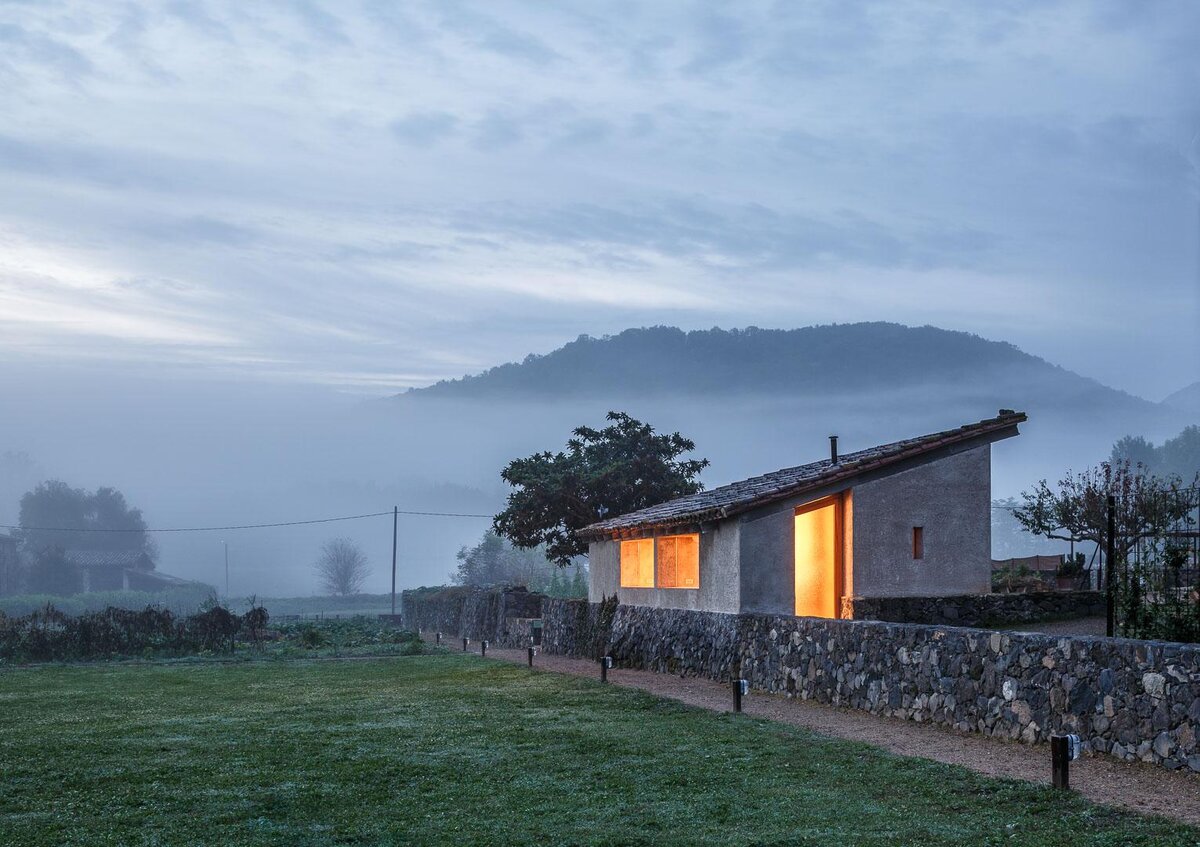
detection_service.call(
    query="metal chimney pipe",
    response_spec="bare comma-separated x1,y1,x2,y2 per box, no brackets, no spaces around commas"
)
829,435,839,464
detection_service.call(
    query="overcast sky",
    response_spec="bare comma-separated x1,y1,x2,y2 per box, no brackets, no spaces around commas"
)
2,0,1198,399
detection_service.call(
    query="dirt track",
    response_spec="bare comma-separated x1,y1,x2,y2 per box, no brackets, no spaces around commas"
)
422,633,1200,827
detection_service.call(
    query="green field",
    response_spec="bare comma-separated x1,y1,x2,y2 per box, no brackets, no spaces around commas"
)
0,654,1194,846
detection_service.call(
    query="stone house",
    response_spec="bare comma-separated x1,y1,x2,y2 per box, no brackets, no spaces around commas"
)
578,411,1025,618
63,549,189,593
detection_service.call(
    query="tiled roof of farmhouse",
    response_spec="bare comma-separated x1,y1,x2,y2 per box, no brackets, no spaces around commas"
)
62,549,152,569
578,410,1026,540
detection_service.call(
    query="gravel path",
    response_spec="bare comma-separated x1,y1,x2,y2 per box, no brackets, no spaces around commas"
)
422,633,1200,827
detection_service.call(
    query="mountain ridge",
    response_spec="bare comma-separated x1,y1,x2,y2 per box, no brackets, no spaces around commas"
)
1163,381,1200,416
398,323,1154,410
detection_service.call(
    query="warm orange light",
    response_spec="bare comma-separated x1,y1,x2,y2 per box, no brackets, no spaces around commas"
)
620,538,654,588
795,496,840,618
656,534,699,589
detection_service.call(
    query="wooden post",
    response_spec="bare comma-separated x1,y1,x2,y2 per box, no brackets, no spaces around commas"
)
462,637,468,652
527,646,534,667
1051,735,1070,790
481,640,488,657
600,655,611,683
390,506,398,617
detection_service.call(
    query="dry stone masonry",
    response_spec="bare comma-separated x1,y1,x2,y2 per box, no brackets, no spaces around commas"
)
403,587,1200,773
844,590,1105,628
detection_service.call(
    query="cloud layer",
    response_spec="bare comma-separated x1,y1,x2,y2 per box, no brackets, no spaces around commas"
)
1,1,1197,396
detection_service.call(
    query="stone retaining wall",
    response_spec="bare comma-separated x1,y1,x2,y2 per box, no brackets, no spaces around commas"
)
403,586,1199,772
601,606,1199,773
844,591,1105,628
401,586,544,645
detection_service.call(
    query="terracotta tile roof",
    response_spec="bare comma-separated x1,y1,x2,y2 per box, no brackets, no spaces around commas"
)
578,410,1026,540
63,549,153,569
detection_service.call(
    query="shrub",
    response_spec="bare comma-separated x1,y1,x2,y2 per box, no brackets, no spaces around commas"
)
0,602,245,663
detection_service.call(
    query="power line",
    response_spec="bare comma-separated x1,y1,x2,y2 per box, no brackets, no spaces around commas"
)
0,507,493,534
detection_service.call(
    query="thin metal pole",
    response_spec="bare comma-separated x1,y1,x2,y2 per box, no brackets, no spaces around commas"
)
1105,494,1116,637
390,506,398,617
224,541,229,601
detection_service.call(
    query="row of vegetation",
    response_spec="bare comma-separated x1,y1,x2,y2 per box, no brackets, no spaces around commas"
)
0,600,422,664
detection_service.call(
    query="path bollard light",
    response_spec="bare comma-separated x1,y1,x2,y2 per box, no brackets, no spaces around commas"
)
481,640,488,657
527,646,535,667
733,678,749,713
600,655,613,683
435,632,441,646
462,637,469,652
1051,734,1081,790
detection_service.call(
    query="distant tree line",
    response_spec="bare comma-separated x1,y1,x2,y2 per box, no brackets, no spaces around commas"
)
1110,426,1199,483
451,531,587,598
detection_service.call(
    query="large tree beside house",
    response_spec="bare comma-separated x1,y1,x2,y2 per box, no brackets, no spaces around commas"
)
17,481,156,566
493,411,709,567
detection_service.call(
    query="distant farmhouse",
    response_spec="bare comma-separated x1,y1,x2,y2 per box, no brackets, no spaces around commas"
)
63,550,192,593
579,411,1025,618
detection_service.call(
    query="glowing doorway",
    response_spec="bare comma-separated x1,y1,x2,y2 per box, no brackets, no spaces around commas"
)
794,495,843,618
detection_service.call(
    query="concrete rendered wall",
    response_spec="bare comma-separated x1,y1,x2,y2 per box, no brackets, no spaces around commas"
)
850,445,991,598
738,488,855,617
597,441,994,615
587,521,741,614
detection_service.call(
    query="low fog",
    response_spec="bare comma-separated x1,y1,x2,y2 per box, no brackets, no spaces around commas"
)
1,359,1191,597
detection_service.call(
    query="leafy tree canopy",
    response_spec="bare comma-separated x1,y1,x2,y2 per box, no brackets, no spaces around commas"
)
493,411,708,567
18,481,156,566
1013,459,1197,556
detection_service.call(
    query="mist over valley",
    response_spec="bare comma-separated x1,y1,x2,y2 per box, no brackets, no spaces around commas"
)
1,323,1193,595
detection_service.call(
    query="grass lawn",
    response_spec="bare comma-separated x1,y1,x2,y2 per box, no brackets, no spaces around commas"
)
1,654,1195,846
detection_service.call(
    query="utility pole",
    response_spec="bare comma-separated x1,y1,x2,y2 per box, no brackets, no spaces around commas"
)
224,541,229,601
390,506,398,617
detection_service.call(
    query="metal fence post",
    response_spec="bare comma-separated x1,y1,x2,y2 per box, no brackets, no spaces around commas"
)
1105,494,1116,638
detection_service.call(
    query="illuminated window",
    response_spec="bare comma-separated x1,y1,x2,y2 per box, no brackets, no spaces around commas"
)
656,534,699,589
620,538,654,588
913,526,924,560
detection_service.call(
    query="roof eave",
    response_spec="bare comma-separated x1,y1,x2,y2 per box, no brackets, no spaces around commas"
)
577,412,1026,541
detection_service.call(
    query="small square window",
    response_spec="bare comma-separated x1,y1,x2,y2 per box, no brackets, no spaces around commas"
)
913,526,924,560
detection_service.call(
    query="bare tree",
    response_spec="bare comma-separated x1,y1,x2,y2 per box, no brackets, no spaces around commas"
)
315,538,370,596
